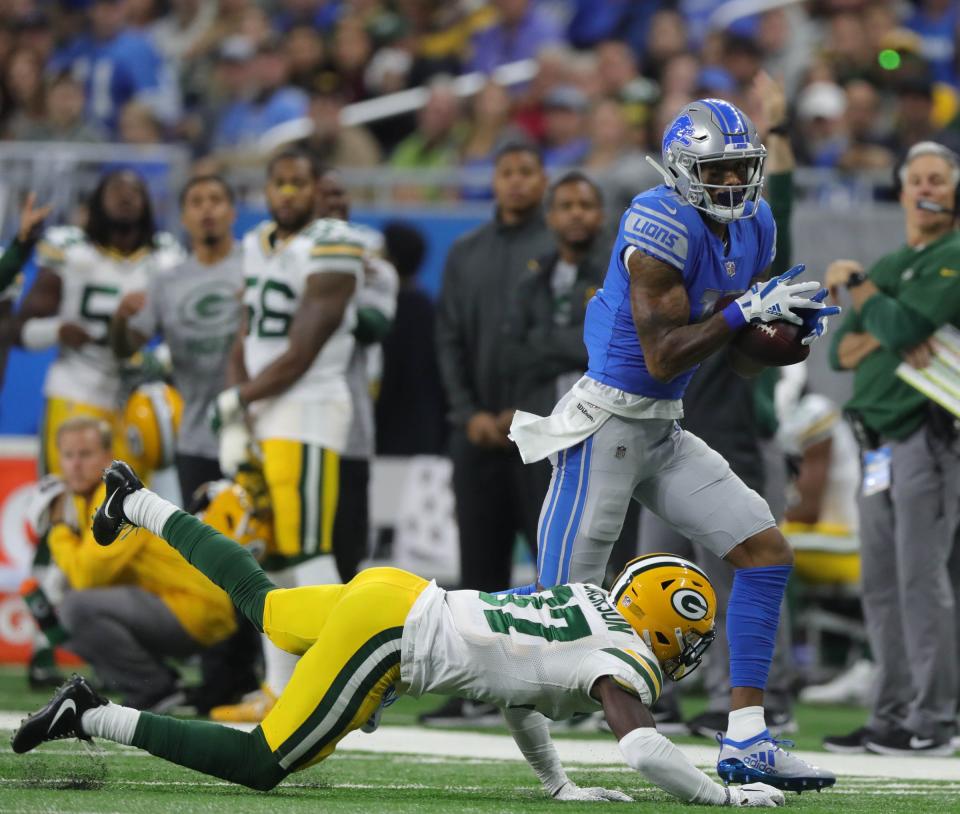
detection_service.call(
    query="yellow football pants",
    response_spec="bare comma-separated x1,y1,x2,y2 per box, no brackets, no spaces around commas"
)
259,567,428,771
261,438,340,563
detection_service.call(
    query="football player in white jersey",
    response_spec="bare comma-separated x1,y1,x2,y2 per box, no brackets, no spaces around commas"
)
15,169,183,476
208,149,364,722
15,460,789,808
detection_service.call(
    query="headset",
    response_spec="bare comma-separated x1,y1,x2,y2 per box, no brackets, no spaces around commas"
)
891,140,960,216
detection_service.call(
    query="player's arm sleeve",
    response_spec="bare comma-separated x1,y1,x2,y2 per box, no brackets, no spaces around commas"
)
858,291,939,353
435,240,480,426
354,256,398,345
503,708,570,797
766,172,792,278
619,727,727,805
620,202,690,273
0,238,34,295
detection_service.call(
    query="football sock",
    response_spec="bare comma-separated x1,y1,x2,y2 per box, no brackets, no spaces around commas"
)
123,490,178,536
82,702,139,745
726,565,792,691
725,706,766,743
131,712,286,790
153,508,277,631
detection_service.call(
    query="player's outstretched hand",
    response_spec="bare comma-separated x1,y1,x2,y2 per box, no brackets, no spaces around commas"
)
728,782,786,807
553,781,633,802
724,264,822,328
797,289,841,346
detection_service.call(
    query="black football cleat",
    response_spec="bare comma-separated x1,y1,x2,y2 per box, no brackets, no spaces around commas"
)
11,674,108,754
92,460,143,546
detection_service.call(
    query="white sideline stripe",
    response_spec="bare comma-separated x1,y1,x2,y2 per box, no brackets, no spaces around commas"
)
4,714,960,782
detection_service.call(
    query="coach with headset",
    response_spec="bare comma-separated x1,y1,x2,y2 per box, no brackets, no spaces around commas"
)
824,141,960,757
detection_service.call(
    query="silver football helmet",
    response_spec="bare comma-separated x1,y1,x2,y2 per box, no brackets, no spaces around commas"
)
657,99,766,223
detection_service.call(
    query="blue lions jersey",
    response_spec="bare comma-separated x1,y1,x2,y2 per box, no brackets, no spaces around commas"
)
584,185,776,400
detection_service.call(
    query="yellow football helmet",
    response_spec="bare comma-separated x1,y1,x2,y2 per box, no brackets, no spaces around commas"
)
610,553,717,681
123,382,183,472
191,479,273,563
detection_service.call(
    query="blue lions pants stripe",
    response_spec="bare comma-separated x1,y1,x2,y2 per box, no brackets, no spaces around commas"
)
538,437,593,588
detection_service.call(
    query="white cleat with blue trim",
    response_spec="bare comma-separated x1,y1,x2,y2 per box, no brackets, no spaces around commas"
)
716,730,836,793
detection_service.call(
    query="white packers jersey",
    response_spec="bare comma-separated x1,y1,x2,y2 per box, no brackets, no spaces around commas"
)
778,393,859,532
37,226,184,409
241,219,364,449
400,582,664,721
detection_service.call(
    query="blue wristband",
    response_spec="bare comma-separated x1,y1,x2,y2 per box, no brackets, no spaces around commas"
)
721,301,747,331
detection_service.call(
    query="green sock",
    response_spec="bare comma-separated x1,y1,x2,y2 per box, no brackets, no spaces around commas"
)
132,713,285,791
160,511,276,631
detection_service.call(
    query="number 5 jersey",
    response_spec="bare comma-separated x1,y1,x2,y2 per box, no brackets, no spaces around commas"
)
400,582,665,720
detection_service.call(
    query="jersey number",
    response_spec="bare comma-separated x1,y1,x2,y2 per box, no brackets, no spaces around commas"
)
479,586,592,642
245,278,296,338
80,284,120,344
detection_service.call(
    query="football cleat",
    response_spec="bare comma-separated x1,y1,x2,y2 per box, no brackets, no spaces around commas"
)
11,674,108,754
716,730,836,793
91,460,144,546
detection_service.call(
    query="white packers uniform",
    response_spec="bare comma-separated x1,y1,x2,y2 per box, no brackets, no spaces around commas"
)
36,226,183,475
241,219,364,566
259,568,662,770
777,393,860,583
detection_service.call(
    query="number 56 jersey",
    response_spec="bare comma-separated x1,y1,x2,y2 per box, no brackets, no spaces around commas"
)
399,582,664,720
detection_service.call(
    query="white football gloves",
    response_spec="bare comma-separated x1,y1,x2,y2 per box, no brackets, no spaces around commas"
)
722,264,824,328
797,289,842,346
552,781,633,802
210,387,250,477
727,782,786,807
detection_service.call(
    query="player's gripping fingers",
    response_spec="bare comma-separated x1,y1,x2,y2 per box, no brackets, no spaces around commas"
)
729,783,786,807
553,782,633,802
778,262,806,282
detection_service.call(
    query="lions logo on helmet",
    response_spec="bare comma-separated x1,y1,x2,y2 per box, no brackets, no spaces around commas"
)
660,98,766,224
610,553,717,681
190,480,273,563
123,382,183,474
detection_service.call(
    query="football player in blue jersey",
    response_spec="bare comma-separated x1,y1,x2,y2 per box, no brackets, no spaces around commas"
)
508,98,840,792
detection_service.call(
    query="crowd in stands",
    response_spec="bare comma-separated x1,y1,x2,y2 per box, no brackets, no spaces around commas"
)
2,0,960,205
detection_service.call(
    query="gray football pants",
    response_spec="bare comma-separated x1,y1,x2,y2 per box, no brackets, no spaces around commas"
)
859,425,960,741
59,586,200,708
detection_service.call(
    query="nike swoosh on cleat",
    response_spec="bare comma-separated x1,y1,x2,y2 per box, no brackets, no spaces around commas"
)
47,698,76,734
909,736,936,749
102,489,120,520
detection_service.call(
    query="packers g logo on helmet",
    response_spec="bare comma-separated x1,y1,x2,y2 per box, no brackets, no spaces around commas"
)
190,479,273,563
610,553,717,681
123,382,183,473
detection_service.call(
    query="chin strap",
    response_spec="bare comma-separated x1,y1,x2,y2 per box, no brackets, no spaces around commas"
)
644,155,676,189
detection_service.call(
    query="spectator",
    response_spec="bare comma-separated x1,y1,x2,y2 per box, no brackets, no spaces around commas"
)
46,416,237,710
640,8,689,83
376,220,447,456
565,0,663,55
794,81,849,168
399,0,495,85
149,0,218,68
119,100,163,144
541,85,590,169
297,87,382,169
14,74,103,143
435,141,552,592
330,14,375,103
820,12,872,85
3,47,47,140
273,0,342,34
904,0,959,87
211,37,308,155
659,52,701,100
824,140,960,757
467,0,563,75
839,79,896,171
594,40,639,97
390,80,463,199
49,0,181,136
286,24,326,90
11,11,57,64
583,97,659,214
720,33,765,99
460,80,525,199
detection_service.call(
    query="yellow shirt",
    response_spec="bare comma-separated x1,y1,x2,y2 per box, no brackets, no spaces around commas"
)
48,483,236,646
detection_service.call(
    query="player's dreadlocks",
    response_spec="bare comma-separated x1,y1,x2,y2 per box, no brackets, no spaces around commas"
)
85,169,157,251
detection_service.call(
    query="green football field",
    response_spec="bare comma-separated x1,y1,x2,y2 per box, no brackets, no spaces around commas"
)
1,666,958,813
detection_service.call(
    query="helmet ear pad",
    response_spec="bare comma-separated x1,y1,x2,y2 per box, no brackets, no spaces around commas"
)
611,554,718,680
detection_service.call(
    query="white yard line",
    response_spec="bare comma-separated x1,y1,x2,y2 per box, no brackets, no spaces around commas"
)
4,715,960,782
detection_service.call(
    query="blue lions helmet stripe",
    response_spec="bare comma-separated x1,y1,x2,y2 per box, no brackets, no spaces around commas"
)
701,98,749,145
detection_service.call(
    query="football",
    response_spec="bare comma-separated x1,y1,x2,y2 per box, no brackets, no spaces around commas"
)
717,296,811,367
